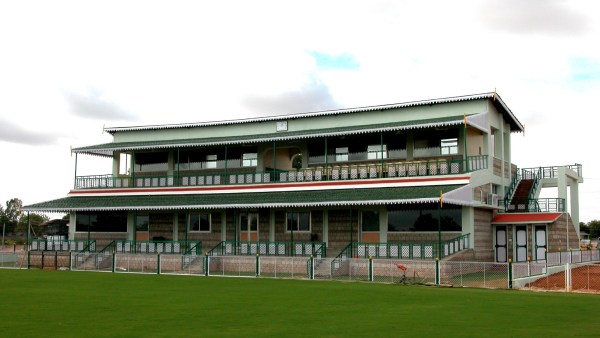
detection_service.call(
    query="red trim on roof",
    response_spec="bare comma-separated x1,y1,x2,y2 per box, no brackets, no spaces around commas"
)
491,213,562,224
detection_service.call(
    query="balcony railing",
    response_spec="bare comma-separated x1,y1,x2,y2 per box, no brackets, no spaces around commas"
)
207,240,326,258
74,155,488,190
500,198,565,213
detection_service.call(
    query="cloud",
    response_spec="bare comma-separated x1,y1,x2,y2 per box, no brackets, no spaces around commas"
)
309,51,360,70
481,0,589,36
241,75,340,115
64,87,137,121
0,118,59,146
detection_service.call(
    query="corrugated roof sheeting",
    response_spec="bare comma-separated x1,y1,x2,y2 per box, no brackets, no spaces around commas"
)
24,185,465,212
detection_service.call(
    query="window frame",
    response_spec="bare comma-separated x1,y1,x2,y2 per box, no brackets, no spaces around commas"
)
335,147,349,162
242,152,258,167
286,211,311,232
189,212,212,233
367,144,387,160
440,138,458,155
204,154,217,169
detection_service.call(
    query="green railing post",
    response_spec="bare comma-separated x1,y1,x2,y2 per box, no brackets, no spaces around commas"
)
157,253,161,275
310,255,315,280
112,251,116,273
54,251,58,270
508,258,513,289
256,253,260,277
435,257,440,285
27,251,30,269
69,251,72,271
204,253,209,276
41,251,45,270
368,256,373,282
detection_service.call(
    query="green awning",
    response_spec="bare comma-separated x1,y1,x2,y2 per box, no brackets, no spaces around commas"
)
24,185,465,212
74,116,465,157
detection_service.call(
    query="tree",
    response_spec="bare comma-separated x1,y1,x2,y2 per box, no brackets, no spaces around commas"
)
2,198,22,234
17,213,50,237
588,220,600,239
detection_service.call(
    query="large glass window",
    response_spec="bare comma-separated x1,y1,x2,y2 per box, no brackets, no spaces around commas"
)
361,211,380,231
286,212,310,232
190,213,211,232
387,205,461,232
76,212,127,232
242,153,258,167
205,154,217,169
367,145,387,160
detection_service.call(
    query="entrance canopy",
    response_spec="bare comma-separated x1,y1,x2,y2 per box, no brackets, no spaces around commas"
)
491,213,562,225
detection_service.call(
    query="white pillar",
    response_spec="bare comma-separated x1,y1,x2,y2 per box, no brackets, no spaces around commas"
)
69,212,77,240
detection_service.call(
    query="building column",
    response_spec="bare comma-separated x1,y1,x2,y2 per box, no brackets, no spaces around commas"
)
221,211,227,241
172,212,178,241
462,206,475,248
269,209,275,242
127,211,135,241
69,212,77,240
322,210,329,247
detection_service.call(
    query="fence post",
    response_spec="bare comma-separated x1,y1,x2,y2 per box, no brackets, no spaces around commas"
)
27,251,30,269
368,256,373,282
256,253,260,277
569,249,572,264
42,251,45,270
204,253,209,276
527,256,531,276
435,257,440,285
565,263,571,292
69,251,72,271
310,255,315,280
54,251,58,270
157,253,161,275
112,251,116,273
558,247,561,264
508,259,513,289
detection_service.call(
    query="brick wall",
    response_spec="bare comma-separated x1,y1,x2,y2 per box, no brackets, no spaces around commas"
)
473,208,494,261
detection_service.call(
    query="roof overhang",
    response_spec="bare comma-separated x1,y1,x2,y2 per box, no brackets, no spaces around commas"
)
491,213,562,225
24,184,469,213
74,115,466,157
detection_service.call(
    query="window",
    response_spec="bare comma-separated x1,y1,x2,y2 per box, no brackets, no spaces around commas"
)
136,214,149,232
367,144,387,160
441,138,458,155
286,212,310,232
335,147,348,162
361,211,379,231
205,154,217,169
119,153,131,175
76,212,127,232
387,205,461,232
242,153,258,167
190,213,211,232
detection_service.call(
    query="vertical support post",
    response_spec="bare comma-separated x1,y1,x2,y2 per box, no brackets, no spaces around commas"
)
349,208,353,251
324,137,328,181
224,145,228,178
256,253,260,277
310,255,315,280
508,258,513,289
54,251,58,270
570,249,573,264
176,148,180,187
438,202,442,259
380,132,384,178
368,256,373,282
290,211,294,256
69,251,72,271
204,253,209,276
558,247,562,264
435,257,440,285
527,256,531,276
131,151,136,187
464,116,469,172
27,211,31,253
157,253,161,275
272,141,277,181
27,251,31,269
73,152,78,189
112,251,116,273
2,221,5,251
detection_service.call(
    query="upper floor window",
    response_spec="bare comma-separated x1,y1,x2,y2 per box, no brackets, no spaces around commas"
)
286,211,310,232
205,155,217,169
441,138,458,155
242,153,258,167
335,147,349,162
367,144,387,160
190,213,211,232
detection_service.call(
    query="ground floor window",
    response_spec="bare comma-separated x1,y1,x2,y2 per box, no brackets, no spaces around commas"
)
387,204,461,232
361,211,379,231
190,213,211,232
286,211,310,232
76,211,127,232
136,214,149,231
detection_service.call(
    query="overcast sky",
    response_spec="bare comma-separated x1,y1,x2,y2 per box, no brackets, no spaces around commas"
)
1,0,599,222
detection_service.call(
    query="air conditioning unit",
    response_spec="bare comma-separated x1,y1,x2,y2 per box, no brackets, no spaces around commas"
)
487,193,499,207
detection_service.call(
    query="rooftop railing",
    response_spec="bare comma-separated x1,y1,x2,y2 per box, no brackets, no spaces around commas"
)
74,155,488,190
500,198,565,213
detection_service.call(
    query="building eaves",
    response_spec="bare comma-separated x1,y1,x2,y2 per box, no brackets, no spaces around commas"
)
23,185,464,213
104,92,523,134
74,115,465,156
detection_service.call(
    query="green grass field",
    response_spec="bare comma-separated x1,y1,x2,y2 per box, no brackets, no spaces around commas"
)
0,269,599,337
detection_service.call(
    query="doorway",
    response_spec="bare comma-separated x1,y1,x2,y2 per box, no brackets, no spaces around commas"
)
495,226,507,262
239,212,259,241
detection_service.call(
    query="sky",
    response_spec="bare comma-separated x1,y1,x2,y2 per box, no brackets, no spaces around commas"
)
0,0,599,223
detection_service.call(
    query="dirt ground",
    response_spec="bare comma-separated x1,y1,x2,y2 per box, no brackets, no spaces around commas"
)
528,263,600,293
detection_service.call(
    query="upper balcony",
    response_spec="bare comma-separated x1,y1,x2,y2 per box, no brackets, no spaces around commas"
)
74,154,488,190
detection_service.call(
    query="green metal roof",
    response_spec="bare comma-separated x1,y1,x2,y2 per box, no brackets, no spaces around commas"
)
24,185,464,212
73,115,465,157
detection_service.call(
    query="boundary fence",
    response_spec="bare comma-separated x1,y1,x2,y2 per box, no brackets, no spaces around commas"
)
2,249,599,293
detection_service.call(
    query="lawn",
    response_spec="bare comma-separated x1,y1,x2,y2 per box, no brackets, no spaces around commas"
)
0,269,598,337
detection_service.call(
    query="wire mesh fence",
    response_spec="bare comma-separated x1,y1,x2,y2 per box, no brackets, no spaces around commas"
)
6,250,600,293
